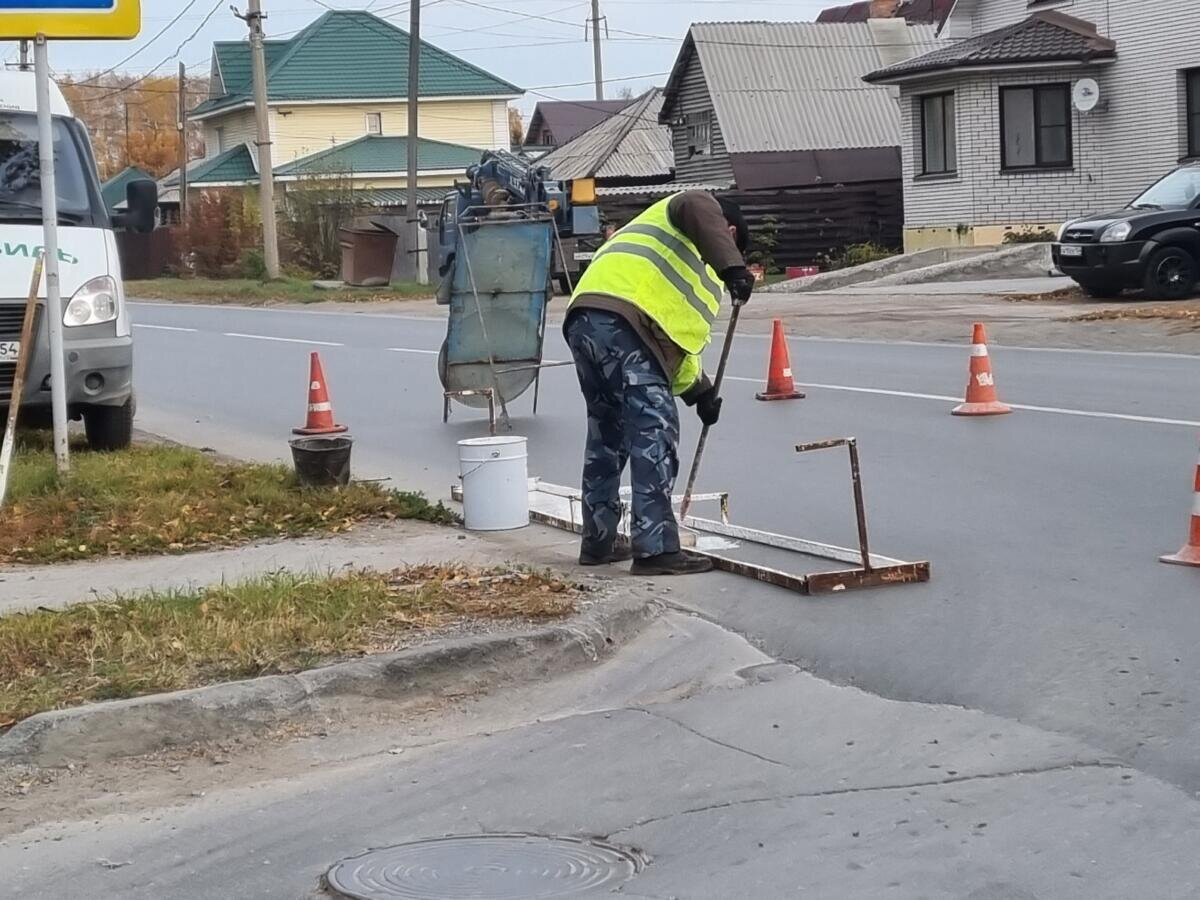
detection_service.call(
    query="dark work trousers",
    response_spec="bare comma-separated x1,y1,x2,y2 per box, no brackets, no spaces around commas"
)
564,309,681,559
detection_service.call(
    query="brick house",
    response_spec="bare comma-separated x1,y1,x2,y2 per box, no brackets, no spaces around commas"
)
865,1,1200,251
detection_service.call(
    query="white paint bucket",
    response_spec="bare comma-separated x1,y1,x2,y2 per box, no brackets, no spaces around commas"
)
458,436,530,531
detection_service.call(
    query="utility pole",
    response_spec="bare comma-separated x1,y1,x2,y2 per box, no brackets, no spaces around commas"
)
177,61,189,221
589,0,604,101
244,0,281,279
123,101,130,165
405,0,420,280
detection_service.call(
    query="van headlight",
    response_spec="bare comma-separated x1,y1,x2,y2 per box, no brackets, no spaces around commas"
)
1099,221,1132,243
64,276,119,327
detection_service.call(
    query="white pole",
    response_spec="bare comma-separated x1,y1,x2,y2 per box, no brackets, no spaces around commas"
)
34,36,69,475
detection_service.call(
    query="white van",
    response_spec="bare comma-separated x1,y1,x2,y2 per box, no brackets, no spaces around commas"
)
0,71,156,450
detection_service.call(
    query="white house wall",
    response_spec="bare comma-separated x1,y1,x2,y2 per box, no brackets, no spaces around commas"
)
902,0,1200,242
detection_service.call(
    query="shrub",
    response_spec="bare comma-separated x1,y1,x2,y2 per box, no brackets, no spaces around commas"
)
1003,228,1057,244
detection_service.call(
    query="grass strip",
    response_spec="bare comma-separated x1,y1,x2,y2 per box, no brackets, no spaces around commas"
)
0,566,578,727
1,437,454,565
125,277,432,305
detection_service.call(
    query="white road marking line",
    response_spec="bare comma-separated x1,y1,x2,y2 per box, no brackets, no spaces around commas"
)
131,300,446,324
724,376,1200,428
388,347,439,355
224,332,343,347
133,324,196,333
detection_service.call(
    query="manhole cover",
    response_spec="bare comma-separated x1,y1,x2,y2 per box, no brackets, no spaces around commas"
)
325,833,645,899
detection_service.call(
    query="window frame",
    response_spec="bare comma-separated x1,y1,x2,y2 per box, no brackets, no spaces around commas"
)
365,112,383,136
1187,69,1200,159
999,83,1073,171
918,91,957,176
686,110,713,158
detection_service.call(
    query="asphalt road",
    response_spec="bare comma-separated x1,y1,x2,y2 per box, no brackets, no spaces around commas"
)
128,299,1200,793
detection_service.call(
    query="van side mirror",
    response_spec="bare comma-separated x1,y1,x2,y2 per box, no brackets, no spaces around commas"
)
119,179,158,233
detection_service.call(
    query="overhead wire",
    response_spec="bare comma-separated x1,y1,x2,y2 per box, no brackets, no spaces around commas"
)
87,0,226,102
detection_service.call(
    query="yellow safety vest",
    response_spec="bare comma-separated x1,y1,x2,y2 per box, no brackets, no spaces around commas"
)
570,194,723,395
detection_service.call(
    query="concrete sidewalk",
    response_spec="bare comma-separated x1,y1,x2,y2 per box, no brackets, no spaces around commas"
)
0,519,587,616
3,611,1198,898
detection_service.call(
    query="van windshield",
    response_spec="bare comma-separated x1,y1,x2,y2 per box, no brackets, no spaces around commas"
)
0,113,91,222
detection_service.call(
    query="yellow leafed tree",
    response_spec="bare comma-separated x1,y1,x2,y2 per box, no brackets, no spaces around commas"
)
59,73,208,181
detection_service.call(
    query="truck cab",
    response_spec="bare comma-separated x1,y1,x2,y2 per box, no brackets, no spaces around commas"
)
0,71,155,449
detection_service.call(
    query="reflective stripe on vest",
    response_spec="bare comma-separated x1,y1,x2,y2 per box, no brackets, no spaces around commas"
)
570,195,723,374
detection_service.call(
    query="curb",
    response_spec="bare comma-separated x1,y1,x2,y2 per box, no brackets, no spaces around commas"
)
0,590,660,769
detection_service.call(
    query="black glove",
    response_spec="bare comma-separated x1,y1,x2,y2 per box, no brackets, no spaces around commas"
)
694,385,722,427
722,265,755,305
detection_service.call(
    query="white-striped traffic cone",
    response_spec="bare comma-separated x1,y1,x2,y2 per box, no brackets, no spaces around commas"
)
1161,442,1200,568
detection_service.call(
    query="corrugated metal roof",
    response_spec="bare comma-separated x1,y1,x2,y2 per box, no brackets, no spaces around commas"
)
666,20,937,155
597,181,726,197
192,11,521,119
523,100,631,147
540,89,673,182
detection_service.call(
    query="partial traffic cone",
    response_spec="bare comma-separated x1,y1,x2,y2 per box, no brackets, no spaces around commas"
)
293,352,348,435
952,323,1011,416
756,319,805,402
1160,442,1200,567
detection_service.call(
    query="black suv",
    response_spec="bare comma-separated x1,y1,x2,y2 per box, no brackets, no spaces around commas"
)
1053,163,1200,300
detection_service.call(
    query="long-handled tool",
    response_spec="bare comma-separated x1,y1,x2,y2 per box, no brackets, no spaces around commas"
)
0,255,46,508
679,298,745,522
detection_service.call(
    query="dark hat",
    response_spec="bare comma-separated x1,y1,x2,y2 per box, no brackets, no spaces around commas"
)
718,197,749,254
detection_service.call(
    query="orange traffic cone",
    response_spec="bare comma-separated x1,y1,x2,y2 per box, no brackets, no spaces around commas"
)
952,323,1011,417
756,319,805,402
1160,443,1200,567
293,352,348,435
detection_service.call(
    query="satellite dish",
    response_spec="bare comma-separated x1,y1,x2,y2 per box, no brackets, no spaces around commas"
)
1073,78,1101,113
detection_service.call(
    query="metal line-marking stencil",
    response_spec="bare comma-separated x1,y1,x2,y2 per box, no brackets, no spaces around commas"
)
452,437,931,596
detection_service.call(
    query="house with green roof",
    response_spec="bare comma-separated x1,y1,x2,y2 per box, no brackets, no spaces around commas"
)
185,9,521,202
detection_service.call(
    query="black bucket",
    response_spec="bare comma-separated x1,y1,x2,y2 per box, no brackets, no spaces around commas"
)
289,436,353,488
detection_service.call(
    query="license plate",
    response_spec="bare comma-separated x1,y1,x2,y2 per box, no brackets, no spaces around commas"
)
1061,244,1084,257
0,340,18,362
573,251,595,262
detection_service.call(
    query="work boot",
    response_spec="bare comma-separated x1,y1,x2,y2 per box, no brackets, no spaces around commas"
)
579,544,634,566
630,551,714,576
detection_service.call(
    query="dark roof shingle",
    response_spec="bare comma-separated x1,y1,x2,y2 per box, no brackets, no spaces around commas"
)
817,0,952,25
865,10,1116,82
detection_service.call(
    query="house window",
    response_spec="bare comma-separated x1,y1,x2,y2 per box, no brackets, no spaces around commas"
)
686,111,713,158
215,126,226,154
919,92,956,175
1000,84,1072,170
1187,69,1200,158
366,112,383,135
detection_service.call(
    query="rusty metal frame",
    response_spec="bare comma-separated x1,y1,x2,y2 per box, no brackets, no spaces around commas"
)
451,451,930,596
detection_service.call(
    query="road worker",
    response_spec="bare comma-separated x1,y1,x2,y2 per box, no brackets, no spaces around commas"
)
564,191,755,576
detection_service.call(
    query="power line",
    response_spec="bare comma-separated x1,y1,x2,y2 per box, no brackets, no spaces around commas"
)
88,0,225,102
73,0,204,86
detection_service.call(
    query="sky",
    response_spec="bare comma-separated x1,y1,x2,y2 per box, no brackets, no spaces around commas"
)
0,0,837,114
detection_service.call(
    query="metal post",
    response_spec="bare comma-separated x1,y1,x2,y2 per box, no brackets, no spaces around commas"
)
177,60,189,221
590,0,604,101
19,40,30,72
34,37,69,474
406,0,421,280
247,0,280,279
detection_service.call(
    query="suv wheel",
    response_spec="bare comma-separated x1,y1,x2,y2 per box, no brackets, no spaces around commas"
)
1077,280,1124,299
1142,246,1198,300
83,396,134,451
